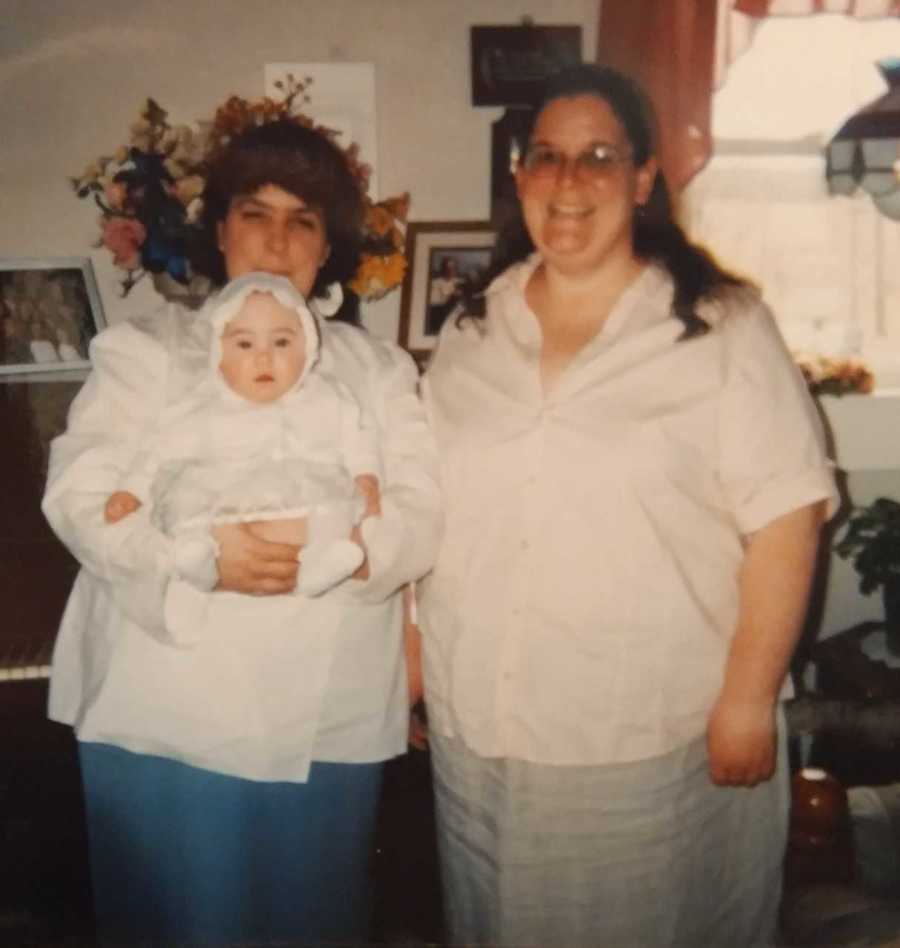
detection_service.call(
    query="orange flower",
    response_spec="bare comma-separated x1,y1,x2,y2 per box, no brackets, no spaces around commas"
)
794,353,876,396
379,193,410,222
366,205,395,237
213,96,252,135
350,252,407,298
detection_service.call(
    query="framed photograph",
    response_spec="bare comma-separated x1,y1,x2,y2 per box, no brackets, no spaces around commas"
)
0,257,105,377
399,221,496,364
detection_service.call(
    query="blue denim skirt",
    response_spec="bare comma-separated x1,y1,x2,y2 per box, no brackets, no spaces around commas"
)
79,741,383,946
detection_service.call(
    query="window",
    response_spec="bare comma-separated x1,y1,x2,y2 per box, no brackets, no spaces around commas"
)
683,15,900,388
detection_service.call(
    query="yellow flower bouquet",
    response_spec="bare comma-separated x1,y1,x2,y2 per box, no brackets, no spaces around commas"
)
794,352,875,397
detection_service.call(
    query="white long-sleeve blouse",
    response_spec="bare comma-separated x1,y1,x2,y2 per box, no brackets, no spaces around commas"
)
43,296,442,782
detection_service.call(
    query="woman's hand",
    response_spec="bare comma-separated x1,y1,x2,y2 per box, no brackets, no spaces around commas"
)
212,521,300,595
245,517,308,546
706,695,776,787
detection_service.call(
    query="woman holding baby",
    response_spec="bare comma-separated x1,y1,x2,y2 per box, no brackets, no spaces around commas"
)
43,120,441,946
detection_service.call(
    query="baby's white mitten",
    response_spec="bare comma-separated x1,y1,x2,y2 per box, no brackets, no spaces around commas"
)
172,530,220,592
296,540,364,597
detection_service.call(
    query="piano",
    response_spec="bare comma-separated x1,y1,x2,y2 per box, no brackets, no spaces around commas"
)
0,379,93,941
1,379,81,680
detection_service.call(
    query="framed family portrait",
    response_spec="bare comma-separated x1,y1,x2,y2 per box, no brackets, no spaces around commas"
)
0,257,106,377
398,221,496,364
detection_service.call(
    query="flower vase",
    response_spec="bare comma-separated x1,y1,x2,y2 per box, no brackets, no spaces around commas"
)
883,577,900,658
150,272,213,311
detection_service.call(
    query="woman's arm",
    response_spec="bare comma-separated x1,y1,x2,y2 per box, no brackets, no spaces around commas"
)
42,321,177,593
403,584,428,750
709,298,837,785
339,341,443,602
706,500,827,786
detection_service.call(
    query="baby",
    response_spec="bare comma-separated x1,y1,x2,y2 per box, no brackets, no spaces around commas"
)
104,272,382,637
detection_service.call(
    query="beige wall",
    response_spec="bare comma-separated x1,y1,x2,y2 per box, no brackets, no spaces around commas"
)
1,0,596,337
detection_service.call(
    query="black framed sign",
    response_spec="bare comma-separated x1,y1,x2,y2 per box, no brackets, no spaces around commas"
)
470,24,582,107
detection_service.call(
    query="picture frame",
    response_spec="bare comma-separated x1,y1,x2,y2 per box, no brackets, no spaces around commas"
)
470,24,582,107
0,257,105,377
398,221,496,365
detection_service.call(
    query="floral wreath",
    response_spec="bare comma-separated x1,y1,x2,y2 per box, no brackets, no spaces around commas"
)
71,75,409,306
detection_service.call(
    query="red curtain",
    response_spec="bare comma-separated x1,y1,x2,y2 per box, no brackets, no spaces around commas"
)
596,0,900,191
596,0,717,191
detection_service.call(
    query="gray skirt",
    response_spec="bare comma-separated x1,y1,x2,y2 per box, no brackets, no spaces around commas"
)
430,722,788,948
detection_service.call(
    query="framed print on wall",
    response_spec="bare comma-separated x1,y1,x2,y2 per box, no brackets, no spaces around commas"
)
0,257,105,377
398,221,496,365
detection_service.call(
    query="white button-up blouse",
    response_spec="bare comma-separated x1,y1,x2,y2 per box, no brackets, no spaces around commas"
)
43,297,442,782
419,257,836,766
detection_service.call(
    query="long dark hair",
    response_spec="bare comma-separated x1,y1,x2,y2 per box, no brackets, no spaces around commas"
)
190,120,364,322
468,64,747,338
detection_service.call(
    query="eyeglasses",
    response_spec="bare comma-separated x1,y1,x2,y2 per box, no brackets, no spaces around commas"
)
520,143,634,181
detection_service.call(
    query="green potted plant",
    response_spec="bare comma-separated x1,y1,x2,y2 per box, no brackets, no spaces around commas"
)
834,496,900,656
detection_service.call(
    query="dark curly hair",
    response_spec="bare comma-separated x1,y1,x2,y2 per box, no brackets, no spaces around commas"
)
468,63,748,338
190,119,364,321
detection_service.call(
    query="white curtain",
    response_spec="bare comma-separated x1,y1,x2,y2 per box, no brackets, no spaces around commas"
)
715,0,900,88
690,11,900,367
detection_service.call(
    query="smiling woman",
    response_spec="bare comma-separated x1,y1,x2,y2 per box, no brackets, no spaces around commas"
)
418,62,836,948
514,93,657,382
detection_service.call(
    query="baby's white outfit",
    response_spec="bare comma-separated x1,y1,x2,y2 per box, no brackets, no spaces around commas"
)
119,273,381,643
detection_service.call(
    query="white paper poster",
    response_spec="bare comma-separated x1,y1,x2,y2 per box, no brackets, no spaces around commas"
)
265,62,379,198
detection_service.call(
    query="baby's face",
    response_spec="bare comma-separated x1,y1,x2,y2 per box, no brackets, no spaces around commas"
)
219,292,306,403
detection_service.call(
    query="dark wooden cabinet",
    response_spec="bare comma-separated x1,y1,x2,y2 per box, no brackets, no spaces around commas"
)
0,680,94,942
1,380,81,675
0,379,93,941
808,622,900,787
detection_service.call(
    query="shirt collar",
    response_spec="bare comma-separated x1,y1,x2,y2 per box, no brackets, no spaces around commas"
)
489,252,675,342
